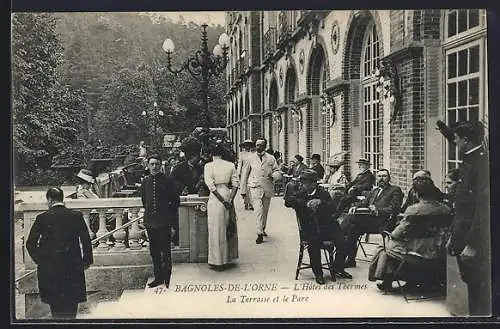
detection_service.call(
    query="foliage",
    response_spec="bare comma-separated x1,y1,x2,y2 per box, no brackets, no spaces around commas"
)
12,13,88,185
13,12,228,185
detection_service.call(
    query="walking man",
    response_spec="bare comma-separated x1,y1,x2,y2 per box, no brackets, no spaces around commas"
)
140,154,181,288
240,138,282,244
26,187,93,319
237,139,255,210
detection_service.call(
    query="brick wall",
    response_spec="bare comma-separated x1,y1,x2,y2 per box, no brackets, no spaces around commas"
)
250,11,261,67
421,9,441,40
389,49,425,192
390,10,406,50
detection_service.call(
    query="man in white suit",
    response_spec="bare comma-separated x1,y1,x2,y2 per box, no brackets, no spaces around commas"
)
240,138,282,244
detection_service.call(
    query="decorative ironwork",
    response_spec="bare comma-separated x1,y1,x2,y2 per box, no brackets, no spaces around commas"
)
331,21,340,55
273,113,283,132
278,11,291,43
264,28,277,58
373,58,401,124
299,49,305,74
290,105,303,131
279,66,284,87
162,24,229,128
321,93,336,127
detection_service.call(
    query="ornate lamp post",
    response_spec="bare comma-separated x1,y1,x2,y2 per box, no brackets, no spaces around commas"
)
162,24,230,128
142,101,164,150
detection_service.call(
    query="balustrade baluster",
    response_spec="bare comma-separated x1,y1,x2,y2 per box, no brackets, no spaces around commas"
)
128,207,142,250
81,209,95,239
95,209,110,251
111,209,126,251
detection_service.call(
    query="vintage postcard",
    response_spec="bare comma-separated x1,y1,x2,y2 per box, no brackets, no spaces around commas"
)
12,9,492,321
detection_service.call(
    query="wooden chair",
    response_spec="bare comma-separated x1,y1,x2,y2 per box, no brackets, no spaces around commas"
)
294,214,336,280
380,213,452,302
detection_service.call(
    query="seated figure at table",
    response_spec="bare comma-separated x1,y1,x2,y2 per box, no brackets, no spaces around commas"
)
284,169,352,285
368,177,451,292
340,168,404,268
287,154,307,178
321,157,349,203
346,158,375,198
401,170,443,213
309,154,325,181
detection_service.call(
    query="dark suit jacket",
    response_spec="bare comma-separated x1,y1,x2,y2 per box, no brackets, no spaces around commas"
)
310,163,325,180
26,205,93,304
284,186,342,241
169,160,203,195
450,145,490,257
346,169,375,196
357,184,404,219
140,173,181,228
288,163,308,178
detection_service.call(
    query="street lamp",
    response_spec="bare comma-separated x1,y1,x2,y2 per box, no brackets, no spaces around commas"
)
142,101,164,150
162,24,230,128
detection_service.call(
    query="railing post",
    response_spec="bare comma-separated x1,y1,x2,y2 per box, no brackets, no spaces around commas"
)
128,207,142,250
111,209,126,251
95,209,110,252
81,209,95,240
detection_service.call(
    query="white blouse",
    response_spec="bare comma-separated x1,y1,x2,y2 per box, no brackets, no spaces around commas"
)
204,157,239,192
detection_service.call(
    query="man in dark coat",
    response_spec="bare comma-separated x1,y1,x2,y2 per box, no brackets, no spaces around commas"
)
140,154,181,288
284,169,352,285
445,121,491,316
340,168,404,267
310,153,325,181
26,187,93,319
346,158,375,197
169,140,202,246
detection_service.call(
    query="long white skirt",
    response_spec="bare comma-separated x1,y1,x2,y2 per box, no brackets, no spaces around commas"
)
207,185,238,265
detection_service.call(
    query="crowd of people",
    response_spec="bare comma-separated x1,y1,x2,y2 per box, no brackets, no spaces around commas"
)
26,120,490,318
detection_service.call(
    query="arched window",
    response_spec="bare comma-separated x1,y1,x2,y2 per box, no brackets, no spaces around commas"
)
245,91,250,117
361,22,382,170
444,9,487,171
308,46,329,166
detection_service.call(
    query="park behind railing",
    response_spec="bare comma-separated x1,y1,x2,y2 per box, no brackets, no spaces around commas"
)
15,195,210,318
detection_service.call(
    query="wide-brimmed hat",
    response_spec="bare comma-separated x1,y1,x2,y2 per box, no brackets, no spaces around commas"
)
356,158,371,165
299,169,318,182
327,157,342,167
76,169,95,184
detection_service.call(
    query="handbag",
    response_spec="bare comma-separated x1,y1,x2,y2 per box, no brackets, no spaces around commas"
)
226,205,237,240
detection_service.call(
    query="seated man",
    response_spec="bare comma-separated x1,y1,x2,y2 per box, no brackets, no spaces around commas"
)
368,177,452,292
284,169,352,285
340,168,404,267
401,170,443,213
337,158,375,212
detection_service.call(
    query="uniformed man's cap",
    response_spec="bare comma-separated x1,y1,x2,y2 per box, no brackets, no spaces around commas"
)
299,169,318,182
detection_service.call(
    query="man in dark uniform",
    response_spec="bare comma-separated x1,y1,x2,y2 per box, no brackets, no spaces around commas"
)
169,138,202,246
445,121,491,316
140,154,181,288
310,153,325,181
26,187,93,319
284,169,352,284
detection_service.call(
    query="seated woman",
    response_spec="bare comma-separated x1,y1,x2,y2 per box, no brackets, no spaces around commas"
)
368,177,452,292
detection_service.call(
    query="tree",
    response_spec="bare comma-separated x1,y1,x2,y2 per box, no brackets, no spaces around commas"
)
12,13,87,185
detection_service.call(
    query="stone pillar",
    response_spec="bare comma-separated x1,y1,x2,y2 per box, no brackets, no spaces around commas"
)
81,209,95,239
128,207,142,250
95,209,110,252
111,209,126,251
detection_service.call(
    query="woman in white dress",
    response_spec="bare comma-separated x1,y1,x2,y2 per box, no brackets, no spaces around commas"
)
204,145,239,270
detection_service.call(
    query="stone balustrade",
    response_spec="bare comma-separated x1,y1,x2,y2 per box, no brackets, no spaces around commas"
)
16,195,209,318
